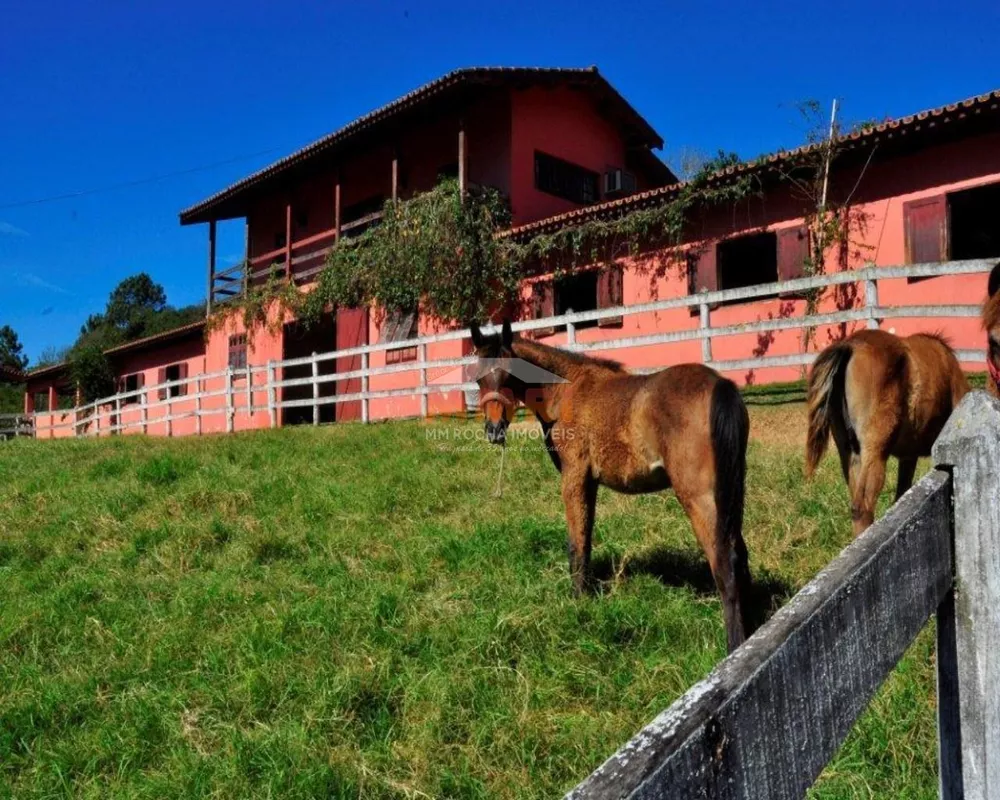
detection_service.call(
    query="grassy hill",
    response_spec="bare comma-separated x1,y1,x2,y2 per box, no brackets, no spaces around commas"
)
0,404,938,798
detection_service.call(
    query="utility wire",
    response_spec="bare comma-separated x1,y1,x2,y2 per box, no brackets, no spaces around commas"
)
0,146,283,211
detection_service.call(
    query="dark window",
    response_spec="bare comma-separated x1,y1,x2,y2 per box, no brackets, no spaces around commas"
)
949,183,1000,260
160,364,187,399
717,232,778,293
535,152,599,205
294,210,309,230
383,309,418,364
123,373,142,405
555,271,599,330
274,231,287,250
228,334,248,370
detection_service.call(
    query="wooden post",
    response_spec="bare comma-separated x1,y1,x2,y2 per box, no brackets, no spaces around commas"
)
207,219,217,315
361,351,369,424
312,353,319,426
243,220,250,297
566,310,576,347
48,385,56,439
194,377,201,436
391,150,399,204
458,121,467,198
700,299,713,364
114,395,121,436
167,389,173,438
864,278,879,330
933,391,1000,800
226,367,234,433
334,177,341,241
284,202,293,281
93,402,99,437
419,343,428,418
267,361,277,429
141,384,148,435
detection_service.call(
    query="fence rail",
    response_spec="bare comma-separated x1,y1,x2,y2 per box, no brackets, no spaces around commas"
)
567,391,1000,798
13,258,995,440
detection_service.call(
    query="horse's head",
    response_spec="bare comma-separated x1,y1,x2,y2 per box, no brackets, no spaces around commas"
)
986,262,1000,392
470,319,516,446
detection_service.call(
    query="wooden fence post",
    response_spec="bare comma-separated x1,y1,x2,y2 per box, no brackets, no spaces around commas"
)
141,386,148,435
114,395,121,436
267,361,277,429
864,278,880,330
419,344,428,418
700,298,712,364
312,352,319,426
245,363,252,424
566,309,576,347
933,391,1000,800
226,367,234,434
361,352,369,424
195,376,202,436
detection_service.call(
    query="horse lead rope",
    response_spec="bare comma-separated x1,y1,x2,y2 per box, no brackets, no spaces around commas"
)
493,443,506,498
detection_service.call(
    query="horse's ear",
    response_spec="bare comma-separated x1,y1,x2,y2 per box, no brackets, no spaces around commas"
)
469,323,485,349
501,319,513,349
989,261,1000,299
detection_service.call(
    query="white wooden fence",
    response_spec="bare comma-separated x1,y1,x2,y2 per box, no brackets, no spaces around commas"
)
7,258,995,440
566,391,1000,799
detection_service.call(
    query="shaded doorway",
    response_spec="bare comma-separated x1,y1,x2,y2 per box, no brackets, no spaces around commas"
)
282,312,336,425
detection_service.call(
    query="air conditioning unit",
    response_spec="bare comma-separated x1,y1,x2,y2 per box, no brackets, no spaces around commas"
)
604,169,637,198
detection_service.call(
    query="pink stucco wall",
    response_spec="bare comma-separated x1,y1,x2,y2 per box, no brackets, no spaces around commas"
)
509,85,629,224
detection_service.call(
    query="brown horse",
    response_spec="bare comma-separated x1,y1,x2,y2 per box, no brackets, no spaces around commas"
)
806,329,969,536
469,320,754,652
984,262,1000,398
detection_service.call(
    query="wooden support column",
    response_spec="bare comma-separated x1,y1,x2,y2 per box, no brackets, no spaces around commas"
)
458,121,467,199
391,150,399,204
334,175,341,241
23,389,34,416
284,202,293,280
206,219,217,315
47,385,56,439
242,220,250,296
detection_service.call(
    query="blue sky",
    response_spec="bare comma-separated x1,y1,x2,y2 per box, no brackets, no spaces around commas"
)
2,1,998,363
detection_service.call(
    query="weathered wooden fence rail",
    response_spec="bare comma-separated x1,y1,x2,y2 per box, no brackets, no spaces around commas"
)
567,391,1000,800
11,258,995,440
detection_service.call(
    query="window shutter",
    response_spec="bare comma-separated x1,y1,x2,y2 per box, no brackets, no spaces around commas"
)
178,363,189,396
157,368,167,401
688,245,718,315
531,282,555,338
597,265,624,328
903,195,948,264
777,226,810,297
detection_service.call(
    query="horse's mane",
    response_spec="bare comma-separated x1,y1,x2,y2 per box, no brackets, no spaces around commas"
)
512,336,625,378
984,292,1000,332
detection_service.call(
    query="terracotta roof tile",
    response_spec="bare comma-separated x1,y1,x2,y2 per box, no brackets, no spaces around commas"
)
505,88,1000,239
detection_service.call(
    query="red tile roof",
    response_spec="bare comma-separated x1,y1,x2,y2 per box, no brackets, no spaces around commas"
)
179,66,665,225
0,364,25,384
26,319,206,381
505,87,1000,239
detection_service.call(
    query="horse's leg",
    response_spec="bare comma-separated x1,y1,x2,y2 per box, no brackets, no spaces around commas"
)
561,468,597,597
675,487,749,651
849,448,888,536
895,457,918,502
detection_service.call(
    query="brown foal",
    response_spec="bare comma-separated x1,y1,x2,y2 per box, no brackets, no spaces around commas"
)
984,262,1000,399
470,320,755,652
806,329,969,536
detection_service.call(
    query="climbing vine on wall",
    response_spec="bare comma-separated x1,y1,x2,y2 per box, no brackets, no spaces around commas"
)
209,159,765,337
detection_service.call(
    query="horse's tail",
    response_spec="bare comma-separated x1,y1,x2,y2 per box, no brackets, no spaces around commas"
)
710,378,753,642
806,342,853,478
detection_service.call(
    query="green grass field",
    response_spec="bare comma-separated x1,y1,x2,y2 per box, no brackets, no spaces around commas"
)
0,402,939,798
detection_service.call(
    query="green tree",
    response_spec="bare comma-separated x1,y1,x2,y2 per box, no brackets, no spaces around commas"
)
103,273,168,340
0,325,28,371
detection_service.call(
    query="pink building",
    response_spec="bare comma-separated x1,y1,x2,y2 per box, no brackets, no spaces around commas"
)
23,69,1000,436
